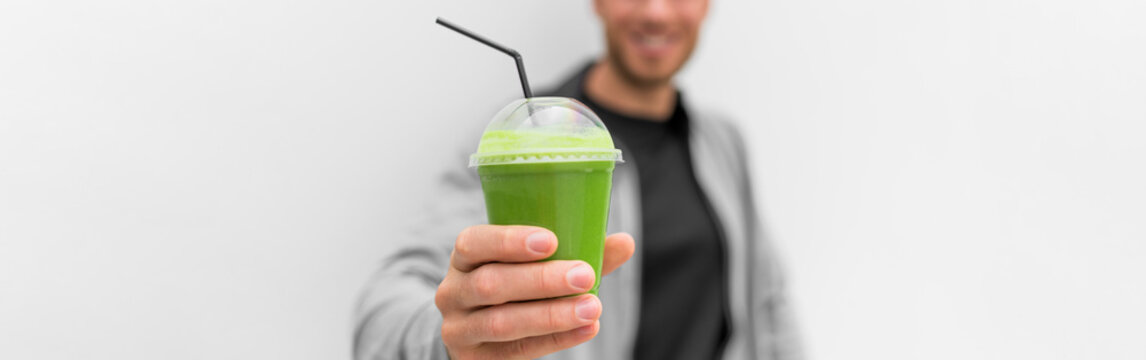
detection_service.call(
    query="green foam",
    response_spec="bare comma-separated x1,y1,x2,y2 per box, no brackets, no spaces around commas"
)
476,128,615,154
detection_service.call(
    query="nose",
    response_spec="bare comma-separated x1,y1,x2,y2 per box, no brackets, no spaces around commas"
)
637,0,673,25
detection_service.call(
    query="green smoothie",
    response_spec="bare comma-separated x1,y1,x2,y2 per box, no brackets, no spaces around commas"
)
478,161,614,295
471,97,622,296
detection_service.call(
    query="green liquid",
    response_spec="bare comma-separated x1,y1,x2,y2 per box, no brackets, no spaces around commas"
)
477,161,615,295
477,129,616,153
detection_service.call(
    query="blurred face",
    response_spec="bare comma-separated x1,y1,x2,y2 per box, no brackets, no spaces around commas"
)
595,0,710,86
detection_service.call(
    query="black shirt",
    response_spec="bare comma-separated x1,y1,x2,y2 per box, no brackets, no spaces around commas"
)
578,91,729,360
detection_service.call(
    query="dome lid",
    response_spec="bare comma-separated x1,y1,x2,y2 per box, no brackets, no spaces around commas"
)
470,97,623,167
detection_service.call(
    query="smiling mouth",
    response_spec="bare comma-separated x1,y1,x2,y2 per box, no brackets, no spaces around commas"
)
630,33,678,57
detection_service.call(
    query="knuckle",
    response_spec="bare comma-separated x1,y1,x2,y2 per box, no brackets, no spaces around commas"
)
434,280,454,311
469,270,500,302
486,338,527,360
507,339,528,358
546,301,562,331
497,227,516,252
483,311,510,338
545,332,563,351
498,226,517,243
440,319,462,343
538,262,562,292
455,227,476,258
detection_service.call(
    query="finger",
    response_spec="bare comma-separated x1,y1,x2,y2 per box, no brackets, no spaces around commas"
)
601,232,635,276
454,294,601,344
479,320,600,360
452,225,557,272
462,260,595,307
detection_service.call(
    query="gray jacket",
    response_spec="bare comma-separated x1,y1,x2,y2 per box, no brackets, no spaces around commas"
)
355,70,802,360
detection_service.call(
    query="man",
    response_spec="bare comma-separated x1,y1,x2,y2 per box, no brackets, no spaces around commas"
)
355,0,801,359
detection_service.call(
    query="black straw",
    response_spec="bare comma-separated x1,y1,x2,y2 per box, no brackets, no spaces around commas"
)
435,17,533,99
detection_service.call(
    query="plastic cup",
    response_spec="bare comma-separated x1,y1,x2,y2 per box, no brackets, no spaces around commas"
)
470,97,623,295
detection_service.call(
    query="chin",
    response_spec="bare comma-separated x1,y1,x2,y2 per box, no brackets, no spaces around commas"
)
618,56,681,86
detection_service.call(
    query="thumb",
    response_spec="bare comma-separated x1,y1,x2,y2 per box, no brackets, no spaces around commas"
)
600,232,635,276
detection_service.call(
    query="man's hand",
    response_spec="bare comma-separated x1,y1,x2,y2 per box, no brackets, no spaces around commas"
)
434,225,636,360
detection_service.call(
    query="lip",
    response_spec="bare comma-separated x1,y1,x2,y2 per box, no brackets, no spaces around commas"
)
628,31,679,59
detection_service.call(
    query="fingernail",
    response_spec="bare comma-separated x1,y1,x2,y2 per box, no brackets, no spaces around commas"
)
575,296,601,321
566,264,595,291
526,232,554,255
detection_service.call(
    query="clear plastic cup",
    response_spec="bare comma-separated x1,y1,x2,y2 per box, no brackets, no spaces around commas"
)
471,97,623,295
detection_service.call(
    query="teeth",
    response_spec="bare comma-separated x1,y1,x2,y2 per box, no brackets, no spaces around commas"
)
638,35,669,47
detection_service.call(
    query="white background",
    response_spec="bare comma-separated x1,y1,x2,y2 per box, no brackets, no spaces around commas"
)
2,0,1143,359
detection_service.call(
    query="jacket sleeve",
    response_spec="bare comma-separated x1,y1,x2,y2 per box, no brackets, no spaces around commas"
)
724,118,805,360
752,220,804,360
353,154,487,360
